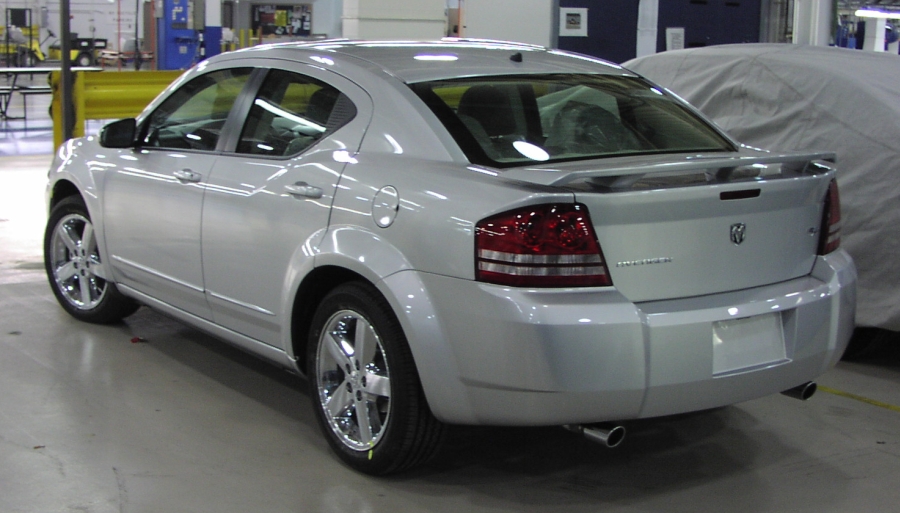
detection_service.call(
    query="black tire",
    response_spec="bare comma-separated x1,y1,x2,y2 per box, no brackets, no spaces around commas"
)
44,196,139,324
307,282,445,475
76,52,93,67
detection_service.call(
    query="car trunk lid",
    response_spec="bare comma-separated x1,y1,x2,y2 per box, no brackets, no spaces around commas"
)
500,151,836,302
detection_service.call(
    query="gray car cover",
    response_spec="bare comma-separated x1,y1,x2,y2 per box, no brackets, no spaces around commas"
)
624,44,900,331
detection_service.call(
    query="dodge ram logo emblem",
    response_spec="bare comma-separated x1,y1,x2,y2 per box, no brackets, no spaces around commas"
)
730,223,746,245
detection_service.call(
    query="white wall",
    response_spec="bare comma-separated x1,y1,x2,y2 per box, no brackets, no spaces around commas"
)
31,0,138,50
310,0,343,37
461,0,554,47
13,0,572,54
342,0,445,39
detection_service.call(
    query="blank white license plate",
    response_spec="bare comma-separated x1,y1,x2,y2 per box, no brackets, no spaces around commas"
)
713,313,786,375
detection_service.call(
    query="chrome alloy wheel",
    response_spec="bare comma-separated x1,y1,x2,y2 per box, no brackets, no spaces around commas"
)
316,309,392,451
48,213,109,311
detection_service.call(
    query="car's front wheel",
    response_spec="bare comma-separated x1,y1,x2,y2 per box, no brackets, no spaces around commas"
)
308,282,444,475
44,196,139,324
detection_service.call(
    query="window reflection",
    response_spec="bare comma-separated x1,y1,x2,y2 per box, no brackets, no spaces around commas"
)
142,68,253,151
237,69,357,157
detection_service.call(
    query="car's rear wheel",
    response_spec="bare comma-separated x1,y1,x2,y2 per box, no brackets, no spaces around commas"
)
308,282,444,475
44,196,139,324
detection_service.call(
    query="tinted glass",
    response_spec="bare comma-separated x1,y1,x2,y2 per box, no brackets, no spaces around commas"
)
142,68,253,151
410,74,735,168
237,69,356,156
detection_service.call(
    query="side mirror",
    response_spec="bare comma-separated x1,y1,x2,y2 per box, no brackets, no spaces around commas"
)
100,118,137,148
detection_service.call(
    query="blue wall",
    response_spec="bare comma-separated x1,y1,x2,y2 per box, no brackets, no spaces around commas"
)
656,0,760,51
558,0,639,64
557,0,761,64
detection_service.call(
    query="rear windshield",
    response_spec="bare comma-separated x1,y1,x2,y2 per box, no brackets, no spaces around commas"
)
409,74,736,168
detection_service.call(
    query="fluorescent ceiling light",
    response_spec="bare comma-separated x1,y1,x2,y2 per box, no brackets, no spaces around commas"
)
855,9,900,19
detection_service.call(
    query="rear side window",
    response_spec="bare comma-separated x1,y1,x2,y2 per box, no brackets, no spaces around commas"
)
410,74,735,168
236,69,357,157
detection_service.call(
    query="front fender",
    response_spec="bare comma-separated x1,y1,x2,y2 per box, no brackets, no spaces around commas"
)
46,137,113,266
47,138,94,211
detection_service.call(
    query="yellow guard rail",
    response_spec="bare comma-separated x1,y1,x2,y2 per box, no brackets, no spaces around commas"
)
50,70,183,148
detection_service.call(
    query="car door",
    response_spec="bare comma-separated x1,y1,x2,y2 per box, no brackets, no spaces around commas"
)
103,67,254,318
201,62,372,346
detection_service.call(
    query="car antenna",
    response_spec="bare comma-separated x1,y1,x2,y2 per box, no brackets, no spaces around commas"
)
510,52,523,63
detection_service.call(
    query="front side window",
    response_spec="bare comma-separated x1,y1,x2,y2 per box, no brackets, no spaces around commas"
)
142,68,253,151
410,74,735,168
236,69,356,157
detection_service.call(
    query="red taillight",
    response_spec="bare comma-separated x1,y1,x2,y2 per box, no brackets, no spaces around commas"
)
475,204,611,287
818,179,841,255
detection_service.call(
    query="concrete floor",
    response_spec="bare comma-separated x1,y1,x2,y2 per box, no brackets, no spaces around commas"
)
1,93,900,513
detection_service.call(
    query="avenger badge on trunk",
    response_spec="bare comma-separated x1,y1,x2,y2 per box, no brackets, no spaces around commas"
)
730,223,746,245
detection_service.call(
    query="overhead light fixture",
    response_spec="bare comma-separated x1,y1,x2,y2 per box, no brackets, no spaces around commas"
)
855,8,900,19
414,54,458,61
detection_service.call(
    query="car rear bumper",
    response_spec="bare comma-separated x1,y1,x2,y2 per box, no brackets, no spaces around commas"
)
388,249,856,425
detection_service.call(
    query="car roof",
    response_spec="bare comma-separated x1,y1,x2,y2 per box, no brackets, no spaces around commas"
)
223,39,635,83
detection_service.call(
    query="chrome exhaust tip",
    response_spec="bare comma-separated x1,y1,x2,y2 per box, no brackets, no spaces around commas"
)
564,423,626,448
781,381,817,401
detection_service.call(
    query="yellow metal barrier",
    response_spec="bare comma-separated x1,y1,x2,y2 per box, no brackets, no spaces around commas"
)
50,70,183,148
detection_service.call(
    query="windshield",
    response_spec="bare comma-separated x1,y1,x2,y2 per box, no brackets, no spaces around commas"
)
409,74,736,168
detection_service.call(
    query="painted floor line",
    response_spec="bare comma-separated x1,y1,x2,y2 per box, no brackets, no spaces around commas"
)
818,385,900,413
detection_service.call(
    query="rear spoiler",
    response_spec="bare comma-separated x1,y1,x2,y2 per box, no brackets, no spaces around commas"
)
501,151,837,189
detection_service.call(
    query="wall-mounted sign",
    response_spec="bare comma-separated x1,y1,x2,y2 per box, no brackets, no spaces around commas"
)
666,27,685,51
559,7,588,37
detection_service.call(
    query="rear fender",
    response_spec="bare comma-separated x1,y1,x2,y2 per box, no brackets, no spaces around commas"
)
303,225,473,422
313,225,414,280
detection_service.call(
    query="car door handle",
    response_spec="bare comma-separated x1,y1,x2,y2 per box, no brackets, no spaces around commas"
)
284,182,323,199
173,169,202,183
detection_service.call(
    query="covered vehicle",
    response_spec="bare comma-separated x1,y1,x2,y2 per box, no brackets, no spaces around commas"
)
44,40,855,475
625,43,899,337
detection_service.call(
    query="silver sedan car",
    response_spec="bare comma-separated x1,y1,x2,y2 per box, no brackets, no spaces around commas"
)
44,40,857,475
